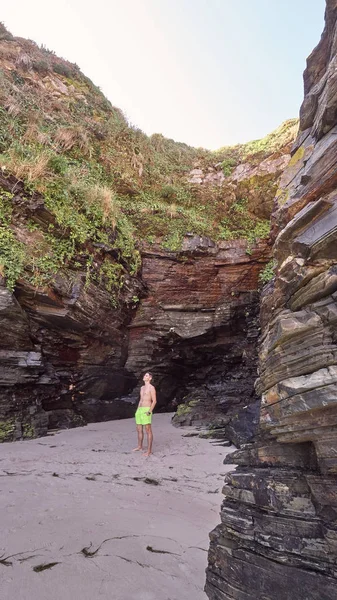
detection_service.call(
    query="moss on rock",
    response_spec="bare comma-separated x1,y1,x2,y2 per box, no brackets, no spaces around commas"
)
0,419,16,442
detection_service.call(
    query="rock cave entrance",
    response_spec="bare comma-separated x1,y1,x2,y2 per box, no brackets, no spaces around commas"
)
131,297,261,446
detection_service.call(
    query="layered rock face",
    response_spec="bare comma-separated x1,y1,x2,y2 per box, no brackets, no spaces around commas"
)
0,189,269,440
0,175,143,440
0,158,278,441
127,237,269,444
206,2,337,598
168,134,296,442
0,25,294,441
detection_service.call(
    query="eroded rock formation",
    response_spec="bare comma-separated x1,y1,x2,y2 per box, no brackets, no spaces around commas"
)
129,237,268,440
206,2,337,598
0,175,144,440
0,24,294,441
0,191,269,439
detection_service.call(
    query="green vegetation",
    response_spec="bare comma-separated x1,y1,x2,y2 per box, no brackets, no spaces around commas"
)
176,403,192,417
259,259,276,284
22,423,35,438
0,22,14,41
52,62,73,78
221,158,236,177
176,398,199,417
218,198,270,243
0,23,295,292
0,190,26,290
0,419,16,441
213,119,298,166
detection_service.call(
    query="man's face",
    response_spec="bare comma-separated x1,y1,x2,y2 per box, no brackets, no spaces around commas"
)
143,373,152,383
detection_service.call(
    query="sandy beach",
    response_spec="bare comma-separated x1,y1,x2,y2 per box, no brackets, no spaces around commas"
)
0,413,235,600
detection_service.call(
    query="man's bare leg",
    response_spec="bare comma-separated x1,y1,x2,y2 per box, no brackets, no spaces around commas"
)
143,424,153,457
132,425,144,451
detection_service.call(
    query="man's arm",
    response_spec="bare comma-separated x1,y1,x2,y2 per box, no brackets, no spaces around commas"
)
149,386,157,413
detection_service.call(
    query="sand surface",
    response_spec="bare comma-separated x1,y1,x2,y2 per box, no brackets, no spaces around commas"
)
0,413,235,600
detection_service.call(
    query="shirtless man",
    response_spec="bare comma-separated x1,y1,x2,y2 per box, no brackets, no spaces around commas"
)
133,372,157,457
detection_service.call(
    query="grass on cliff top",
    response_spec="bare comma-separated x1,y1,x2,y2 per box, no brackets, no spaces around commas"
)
0,22,293,293
212,119,298,166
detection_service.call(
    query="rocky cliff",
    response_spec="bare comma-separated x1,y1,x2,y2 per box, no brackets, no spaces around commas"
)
128,236,268,447
0,182,270,440
206,1,337,598
0,23,295,440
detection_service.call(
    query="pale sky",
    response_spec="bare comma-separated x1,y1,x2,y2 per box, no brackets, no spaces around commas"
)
2,0,326,149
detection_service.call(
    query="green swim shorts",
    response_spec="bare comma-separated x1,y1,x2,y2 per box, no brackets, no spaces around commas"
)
135,407,152,426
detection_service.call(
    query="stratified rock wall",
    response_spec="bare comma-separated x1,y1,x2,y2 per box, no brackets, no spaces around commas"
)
0,175,143,440
0,173,269,441
0,24,294,440
0,268,141,439
128,236,269,442
206,2,337,598
0,222,269,441
0,24,295,440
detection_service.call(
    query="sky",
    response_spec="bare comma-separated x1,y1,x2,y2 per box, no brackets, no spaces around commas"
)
2,0,326,149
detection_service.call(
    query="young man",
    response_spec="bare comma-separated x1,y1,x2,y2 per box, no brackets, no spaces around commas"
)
133,372,157,457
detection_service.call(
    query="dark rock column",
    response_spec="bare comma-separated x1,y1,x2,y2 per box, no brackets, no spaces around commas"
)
0,282,48,439
206,2,337,598
0,272,141,439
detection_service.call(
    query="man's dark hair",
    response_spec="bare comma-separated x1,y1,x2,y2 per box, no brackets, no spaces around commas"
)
144,371,153,378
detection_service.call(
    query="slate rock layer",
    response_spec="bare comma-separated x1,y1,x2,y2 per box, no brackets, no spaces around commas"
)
205,2,337,598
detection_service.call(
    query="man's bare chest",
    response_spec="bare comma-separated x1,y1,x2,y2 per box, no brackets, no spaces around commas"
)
140,387,151,404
